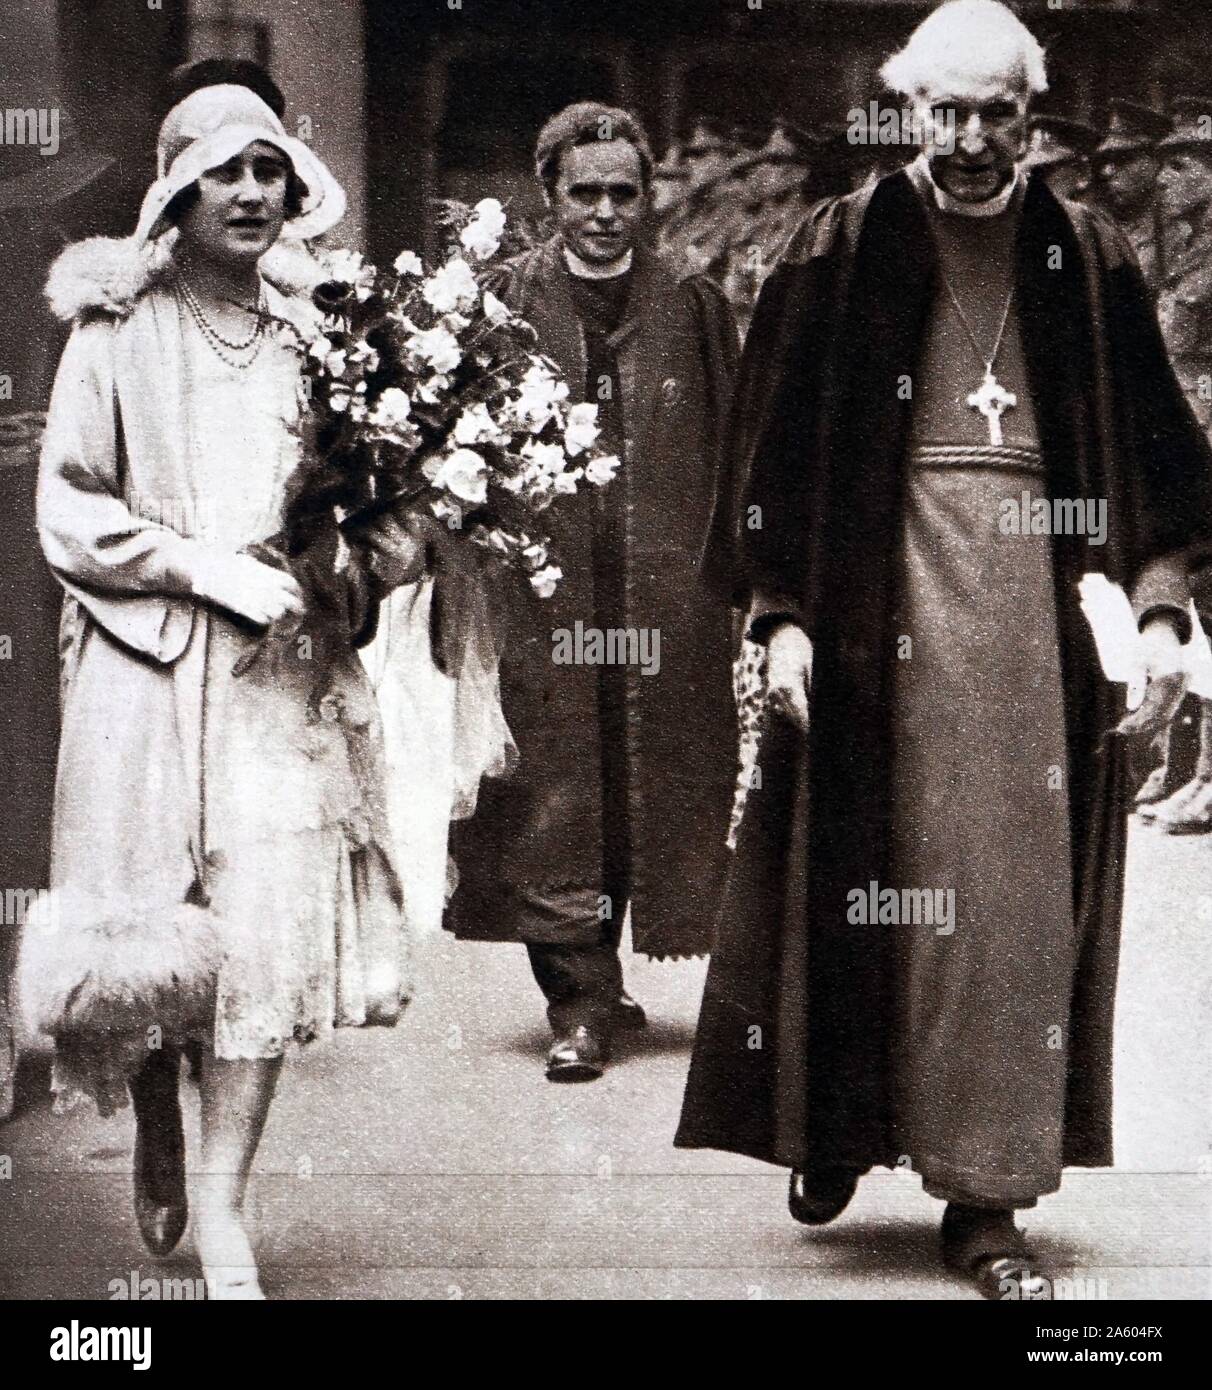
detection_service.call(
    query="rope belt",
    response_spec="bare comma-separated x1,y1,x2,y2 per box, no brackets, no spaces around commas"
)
911,442,1044,473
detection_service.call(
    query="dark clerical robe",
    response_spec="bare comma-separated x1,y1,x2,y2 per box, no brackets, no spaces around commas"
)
676,169,1212,1204
1,213,65,1116
446,238,739,959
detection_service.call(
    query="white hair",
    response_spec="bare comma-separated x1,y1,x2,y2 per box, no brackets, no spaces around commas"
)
881,0,1048,100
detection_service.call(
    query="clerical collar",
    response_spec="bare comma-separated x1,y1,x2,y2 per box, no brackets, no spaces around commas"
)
907,153,1023,219
562,244,634,279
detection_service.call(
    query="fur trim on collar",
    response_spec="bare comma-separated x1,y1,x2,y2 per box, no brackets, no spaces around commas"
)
45,231,331,323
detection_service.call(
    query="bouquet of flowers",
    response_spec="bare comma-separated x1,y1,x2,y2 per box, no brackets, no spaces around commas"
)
276,198,620,602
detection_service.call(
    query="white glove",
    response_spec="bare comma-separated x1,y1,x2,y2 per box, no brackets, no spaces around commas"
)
190,549,305,629
766,623,813,733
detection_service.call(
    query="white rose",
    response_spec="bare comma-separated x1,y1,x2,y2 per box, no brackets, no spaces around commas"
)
453,401,508,446
515,363,570,429
422,257,480,314
459,199,507,261
529,564,563,599
407,325,462,375
563,402,601,456
460,221,502,262
432,447,489,505
369,387,413,430
584,454,621,486
473,198,507,230
521,439,568,478
393,249,424,276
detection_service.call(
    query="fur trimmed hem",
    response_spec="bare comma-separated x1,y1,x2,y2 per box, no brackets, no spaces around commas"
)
16,893,230,1038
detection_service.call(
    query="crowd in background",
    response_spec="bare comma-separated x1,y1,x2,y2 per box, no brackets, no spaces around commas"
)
646,98,1208,333
649,96,1212,834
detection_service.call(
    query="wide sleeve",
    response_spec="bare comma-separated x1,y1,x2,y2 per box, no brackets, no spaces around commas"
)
37,318,200,662
700,198,846,625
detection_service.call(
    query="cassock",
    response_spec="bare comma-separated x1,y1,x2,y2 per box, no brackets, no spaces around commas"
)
446,237,739,963
676,163,1212,1207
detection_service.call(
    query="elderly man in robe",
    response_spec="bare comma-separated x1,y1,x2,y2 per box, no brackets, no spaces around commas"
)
677,0,1212,1298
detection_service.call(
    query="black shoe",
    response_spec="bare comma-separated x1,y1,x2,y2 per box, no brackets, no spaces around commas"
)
788,1166,859,1225
614,991,647,1031
130,1050,187,1257
973,1256,1053,1301
546,1024,609,1082
941,1203,1051,1300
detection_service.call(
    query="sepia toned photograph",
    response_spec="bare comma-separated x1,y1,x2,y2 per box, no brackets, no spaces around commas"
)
0,0,1209,1350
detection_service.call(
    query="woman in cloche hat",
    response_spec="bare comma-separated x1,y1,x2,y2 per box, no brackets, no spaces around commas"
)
18,84,421,1298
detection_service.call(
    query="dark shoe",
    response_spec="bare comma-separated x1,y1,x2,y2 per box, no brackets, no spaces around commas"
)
974,1255,1053,1301
614,991,647,1031
788,1166,859,1226
545,1024,609,1082
941,1202,1051,1300
130,1050,187,1257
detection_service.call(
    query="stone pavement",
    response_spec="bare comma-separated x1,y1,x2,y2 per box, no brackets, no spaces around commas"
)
1,821,1209,1300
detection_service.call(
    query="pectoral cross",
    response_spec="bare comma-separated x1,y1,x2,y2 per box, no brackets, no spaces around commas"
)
967,369,1017,447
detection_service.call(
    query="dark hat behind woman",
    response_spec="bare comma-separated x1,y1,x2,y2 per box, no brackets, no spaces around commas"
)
162,59,286,124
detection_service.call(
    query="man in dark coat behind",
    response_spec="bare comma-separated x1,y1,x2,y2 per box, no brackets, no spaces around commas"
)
0,92,115,1118
446,104,739,1081
676,0,1212,1297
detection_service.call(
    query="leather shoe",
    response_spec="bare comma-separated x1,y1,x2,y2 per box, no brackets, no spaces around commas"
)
941,1203,1051,1300
788,1166,859,1225
130,1051,188,1257
973,1255,1053,1301
546,1024,609,1082
614,991,647,1030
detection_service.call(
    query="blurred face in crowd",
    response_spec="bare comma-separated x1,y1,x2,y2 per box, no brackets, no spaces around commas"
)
651,172,686,216
1158,150,1212,223
1098,151,1159,220
686,144,730,192
551,139,648,265
1042,159,1090,202
179,139,290,268
914,74,1029,203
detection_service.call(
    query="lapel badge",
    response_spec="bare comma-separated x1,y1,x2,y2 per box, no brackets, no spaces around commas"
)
661,376,681,405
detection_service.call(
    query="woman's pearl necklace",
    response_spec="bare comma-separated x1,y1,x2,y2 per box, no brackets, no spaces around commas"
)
177,267,267,370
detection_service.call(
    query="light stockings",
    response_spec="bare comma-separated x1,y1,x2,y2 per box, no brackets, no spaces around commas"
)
194,1054,282,1300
